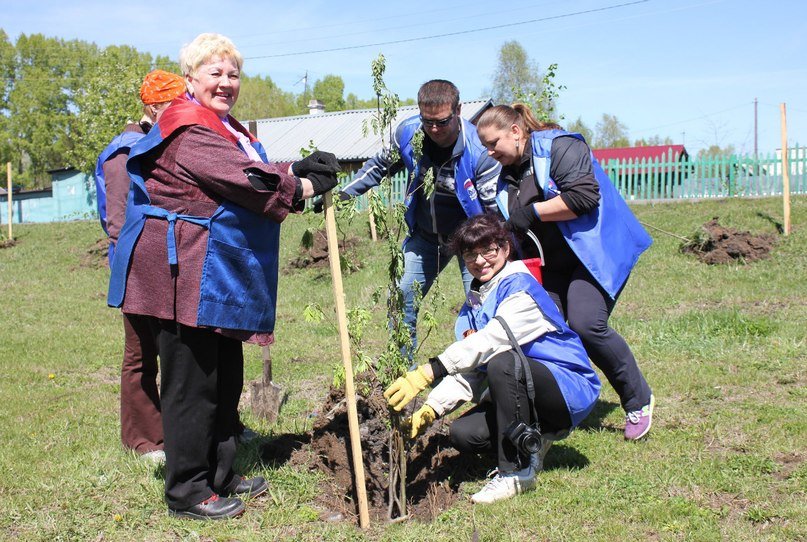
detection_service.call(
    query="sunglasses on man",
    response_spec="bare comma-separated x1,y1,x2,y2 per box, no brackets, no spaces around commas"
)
420,113,455,128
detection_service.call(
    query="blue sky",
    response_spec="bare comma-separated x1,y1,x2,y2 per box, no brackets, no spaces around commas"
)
4,0,805,155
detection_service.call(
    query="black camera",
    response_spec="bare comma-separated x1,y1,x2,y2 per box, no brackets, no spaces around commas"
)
504,419,543,455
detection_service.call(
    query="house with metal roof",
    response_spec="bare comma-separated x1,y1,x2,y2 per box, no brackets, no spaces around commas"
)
593,145,689,173
246,99,493,171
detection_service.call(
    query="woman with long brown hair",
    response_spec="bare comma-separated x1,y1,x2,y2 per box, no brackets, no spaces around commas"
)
475,103,655,441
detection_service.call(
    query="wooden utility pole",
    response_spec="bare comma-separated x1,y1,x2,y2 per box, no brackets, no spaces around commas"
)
780,104,791,236
6,162,12,240
754,97,758,159
323,190,371,528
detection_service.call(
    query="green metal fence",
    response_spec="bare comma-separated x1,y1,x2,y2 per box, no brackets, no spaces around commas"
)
601,145,806,201
338,145,806,209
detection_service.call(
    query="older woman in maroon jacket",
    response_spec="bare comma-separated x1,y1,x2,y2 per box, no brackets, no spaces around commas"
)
108,33,338,520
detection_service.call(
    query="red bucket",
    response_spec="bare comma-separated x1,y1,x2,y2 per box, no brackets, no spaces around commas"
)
523,257,543,284
520,231,544,284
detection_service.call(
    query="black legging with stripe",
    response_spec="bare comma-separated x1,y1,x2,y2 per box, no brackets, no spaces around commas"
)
449,350,571,472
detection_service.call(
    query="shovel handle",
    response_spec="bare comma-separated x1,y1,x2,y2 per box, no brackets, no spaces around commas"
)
262,345,272,383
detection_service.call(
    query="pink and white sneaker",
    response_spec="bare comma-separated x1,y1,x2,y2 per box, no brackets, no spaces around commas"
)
624,394,655,441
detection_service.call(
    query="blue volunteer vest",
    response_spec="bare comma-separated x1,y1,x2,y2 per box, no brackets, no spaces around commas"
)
107,99,280,333
397,116,487,231
454,262,601,427
502,130,652,299
94,130,145,263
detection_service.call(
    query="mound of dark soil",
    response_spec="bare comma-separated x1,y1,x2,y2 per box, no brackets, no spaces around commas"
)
287,228,361,270
261,384,485,524
0,238,17,249
681,218,776,265
78,238,108,269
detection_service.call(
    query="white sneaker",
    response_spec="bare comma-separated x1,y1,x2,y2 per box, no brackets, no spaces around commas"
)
470,465,536,504
529,436,554,472
140,450,166,464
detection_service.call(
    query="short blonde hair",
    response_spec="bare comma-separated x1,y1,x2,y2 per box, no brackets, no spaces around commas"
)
179,33,244,77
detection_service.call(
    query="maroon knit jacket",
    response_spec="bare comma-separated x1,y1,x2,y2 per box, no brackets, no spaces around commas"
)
121,113,299,345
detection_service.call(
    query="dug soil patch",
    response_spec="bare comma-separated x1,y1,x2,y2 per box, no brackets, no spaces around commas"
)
681,218,776,264
287,228,361,270
76,238,108,269
261,383,486,523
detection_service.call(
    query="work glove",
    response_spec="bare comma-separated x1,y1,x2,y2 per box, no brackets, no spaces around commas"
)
291,151,341,177
306,171,339,197
383,365,433,412
505,204,540,233
402,404,437,440
312,190,352,213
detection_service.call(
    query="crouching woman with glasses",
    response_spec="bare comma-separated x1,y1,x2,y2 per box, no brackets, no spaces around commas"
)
383,213,600,504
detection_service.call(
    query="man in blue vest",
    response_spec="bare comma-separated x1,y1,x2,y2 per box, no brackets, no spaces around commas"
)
333,80,501,353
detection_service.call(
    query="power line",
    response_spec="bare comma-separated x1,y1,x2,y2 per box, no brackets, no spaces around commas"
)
244,0,650,60
2,1,650,81
631,102,751,134
233,0,508,39
759,101,807,114
237,0,564,50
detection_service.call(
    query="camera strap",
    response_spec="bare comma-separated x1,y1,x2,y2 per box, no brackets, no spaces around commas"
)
494,315,540,426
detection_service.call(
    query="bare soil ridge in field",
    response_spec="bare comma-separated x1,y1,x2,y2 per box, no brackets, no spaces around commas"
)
681,218,777,264
77,238,108,268
262,383,486,523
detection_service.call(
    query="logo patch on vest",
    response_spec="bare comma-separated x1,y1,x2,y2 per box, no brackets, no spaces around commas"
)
463,179,478,200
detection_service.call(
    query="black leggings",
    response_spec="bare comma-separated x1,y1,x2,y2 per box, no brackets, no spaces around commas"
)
449,351,571,472
542,264,652,412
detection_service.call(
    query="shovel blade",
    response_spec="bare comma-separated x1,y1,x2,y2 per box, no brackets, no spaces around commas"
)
250,380,283,424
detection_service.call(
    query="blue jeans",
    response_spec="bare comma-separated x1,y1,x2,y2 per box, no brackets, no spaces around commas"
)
400,231,473,356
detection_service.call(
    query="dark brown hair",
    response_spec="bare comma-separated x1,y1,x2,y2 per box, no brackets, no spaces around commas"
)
418,79,460,111
449,214,511,257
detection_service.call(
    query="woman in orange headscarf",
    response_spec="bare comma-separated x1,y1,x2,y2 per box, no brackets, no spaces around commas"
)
95,69,186,462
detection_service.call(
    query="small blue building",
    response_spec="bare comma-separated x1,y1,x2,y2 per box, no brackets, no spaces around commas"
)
0,168,97,225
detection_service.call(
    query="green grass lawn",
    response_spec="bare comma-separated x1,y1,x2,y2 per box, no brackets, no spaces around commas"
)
0,196,805,541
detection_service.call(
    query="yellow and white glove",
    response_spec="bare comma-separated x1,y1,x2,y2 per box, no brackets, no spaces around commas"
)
383,365,433,411
403,405,437,440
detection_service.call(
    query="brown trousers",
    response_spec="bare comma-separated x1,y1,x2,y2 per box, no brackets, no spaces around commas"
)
120,313,164,453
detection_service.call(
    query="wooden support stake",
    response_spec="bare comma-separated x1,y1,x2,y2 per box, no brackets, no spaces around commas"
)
323,190,370,528
368,204,378,242
6,162,12,240
780,103,791,236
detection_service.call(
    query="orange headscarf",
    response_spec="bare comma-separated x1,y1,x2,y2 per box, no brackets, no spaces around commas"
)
139,70,186,105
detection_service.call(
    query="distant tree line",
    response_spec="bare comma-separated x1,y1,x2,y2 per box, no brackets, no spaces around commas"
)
1,30,729,189
488,41,739,159
0,30,407,188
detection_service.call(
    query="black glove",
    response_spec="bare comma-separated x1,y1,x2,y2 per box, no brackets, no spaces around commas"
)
306,171,339,198
291,151,341,177
506,205,540,233
312,190,351,213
